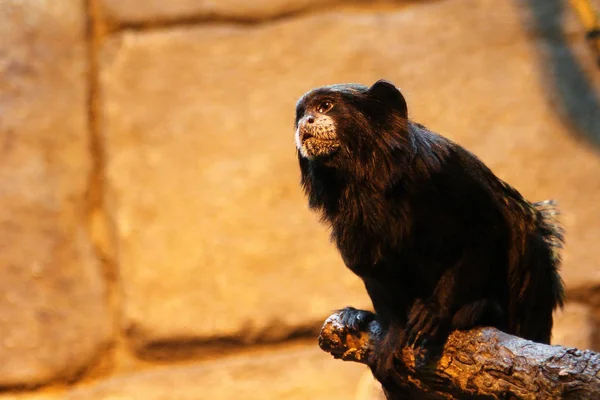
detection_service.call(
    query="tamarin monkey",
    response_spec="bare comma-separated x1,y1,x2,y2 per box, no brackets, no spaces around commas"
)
294,80,565,386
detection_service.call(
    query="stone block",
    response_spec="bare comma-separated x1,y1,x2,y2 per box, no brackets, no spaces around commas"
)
63,345,365,400
0,0,112,387
97,0,586,37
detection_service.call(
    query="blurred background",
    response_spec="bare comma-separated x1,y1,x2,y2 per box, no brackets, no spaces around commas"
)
1,0,599,399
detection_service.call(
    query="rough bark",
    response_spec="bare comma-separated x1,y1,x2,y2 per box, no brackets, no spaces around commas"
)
318,312,600,399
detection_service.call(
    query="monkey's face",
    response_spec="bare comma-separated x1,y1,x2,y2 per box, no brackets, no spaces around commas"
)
294,94,343,160
294,80,409,167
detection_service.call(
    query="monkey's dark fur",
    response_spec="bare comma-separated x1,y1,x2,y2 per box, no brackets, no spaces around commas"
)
294,80,565,387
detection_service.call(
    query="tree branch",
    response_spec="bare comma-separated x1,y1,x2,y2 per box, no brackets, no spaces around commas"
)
318,312,600,399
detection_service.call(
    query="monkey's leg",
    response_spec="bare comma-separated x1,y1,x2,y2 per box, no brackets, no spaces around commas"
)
451,298,505,330
405,298,451,350
405,261,491,357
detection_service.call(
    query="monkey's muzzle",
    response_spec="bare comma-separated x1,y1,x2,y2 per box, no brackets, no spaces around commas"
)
295,115,340,159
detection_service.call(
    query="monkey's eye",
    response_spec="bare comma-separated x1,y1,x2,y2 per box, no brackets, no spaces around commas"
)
317,100,334,113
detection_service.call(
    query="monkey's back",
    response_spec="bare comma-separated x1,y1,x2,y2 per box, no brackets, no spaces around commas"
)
405,131,565,343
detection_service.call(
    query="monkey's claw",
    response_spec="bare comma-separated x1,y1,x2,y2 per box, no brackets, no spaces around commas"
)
337,307,376,334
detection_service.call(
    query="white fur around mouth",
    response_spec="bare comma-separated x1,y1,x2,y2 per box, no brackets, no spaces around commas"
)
296,129,335,147
295,114,339,158
295,127,303,152
297,137,339,159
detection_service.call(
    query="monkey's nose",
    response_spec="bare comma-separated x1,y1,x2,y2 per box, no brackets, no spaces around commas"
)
301,115,315,126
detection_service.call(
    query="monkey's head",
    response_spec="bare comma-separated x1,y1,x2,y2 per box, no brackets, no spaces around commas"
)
295,80,410,186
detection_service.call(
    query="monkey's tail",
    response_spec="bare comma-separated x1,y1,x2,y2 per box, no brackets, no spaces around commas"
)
534,200,565,268
508,200,565,344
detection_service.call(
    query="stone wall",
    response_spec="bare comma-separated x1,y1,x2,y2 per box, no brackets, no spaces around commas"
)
1,0,599,398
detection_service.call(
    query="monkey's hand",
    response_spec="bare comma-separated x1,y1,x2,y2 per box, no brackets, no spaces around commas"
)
337,306,376,334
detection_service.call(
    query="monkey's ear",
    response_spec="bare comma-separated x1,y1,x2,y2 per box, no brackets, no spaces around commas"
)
367,80,408,118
